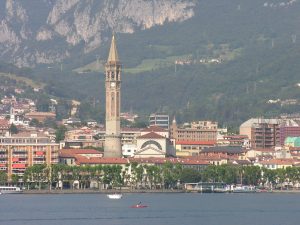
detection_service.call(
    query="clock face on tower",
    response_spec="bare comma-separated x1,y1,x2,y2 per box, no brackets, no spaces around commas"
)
110,82,116,87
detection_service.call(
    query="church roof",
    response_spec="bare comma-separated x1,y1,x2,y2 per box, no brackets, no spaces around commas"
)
107,34,119,63
141,126,167,132
137,132,166,139
176,140,216,145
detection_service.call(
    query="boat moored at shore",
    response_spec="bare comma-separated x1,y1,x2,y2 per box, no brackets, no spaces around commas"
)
0,186,22,194
232,185,256,193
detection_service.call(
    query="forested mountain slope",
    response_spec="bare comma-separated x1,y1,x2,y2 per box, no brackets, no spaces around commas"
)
1,0,300,127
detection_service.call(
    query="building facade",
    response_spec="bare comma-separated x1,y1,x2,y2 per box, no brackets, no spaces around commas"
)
251,122,280,149
240,118,281,149
279,119,300,145
0,132,59,181
104,35,122,158
170,119,218,143
149,113,169,130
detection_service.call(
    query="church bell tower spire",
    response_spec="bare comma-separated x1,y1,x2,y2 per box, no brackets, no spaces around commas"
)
104,34,122,158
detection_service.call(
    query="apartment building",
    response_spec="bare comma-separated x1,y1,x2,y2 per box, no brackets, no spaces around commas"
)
251,123,280,149
170,119,218,142
240,118,281,149
0,132,59,180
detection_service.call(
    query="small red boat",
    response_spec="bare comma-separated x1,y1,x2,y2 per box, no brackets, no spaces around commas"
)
130,204,148,208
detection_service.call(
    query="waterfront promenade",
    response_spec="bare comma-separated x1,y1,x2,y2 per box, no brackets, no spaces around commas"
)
23,189,185,194
22,188,300,194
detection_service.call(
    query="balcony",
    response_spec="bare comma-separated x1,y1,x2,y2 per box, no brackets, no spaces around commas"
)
0,154,7,158
33,156,45,160
12,154,28,158
33,161,46,164
13,149,27,153
12,164,27,169
12,172,24,176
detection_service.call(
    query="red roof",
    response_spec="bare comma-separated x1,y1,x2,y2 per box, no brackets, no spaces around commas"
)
76,156,127,165
259,159,294,165
60,149,103,156
176,140,216,145
0,119,9,129
224,135,248,139
129,157,210,165
121,127,141,132
137,132,166,139
254,148,275,152
141,126,167,132
181,155,230,161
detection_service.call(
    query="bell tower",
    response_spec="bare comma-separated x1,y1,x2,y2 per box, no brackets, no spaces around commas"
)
104,34,122,158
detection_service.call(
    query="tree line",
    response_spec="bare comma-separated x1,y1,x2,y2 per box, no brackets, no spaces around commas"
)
1,163,300,190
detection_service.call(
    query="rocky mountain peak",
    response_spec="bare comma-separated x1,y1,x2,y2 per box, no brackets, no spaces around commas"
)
0,0,196,67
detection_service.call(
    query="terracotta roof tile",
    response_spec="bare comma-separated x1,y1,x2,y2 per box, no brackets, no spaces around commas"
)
76,157,127,165
141,126,167,132
137,132,165,139
176,140,216,145
129,157,209,165
60,149,102,155
259,159,295,165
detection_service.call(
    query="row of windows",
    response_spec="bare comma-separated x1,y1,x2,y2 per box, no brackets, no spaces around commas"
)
0,138,50,144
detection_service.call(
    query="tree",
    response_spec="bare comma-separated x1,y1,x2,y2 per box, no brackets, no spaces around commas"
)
56,100,72,120
36,95,51,112
11,174,20,185
180,168,202,183
203,165,218,182
0,171,7,185
262,168,276,188
24,164,47,190
9,124,18,134
243,166,261,185
43,118,57,128
55,125,67,143
29,118,42,127
162,162,180,189
276,168,287,189
221,165,239,184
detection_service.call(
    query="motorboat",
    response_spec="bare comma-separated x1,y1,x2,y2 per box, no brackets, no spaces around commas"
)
0,186,22,194
232,185,256,193
130,204,148,208
107,193,122,199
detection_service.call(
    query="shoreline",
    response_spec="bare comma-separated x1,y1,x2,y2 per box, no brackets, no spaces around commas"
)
22,189,185,194
20,189,300,194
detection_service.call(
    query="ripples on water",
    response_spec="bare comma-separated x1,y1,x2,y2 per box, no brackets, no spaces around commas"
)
0,193,300,225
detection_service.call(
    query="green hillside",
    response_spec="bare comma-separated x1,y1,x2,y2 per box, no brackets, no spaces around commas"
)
6,0,300,127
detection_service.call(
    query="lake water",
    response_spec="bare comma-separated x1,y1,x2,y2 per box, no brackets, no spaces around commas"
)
0,193,300,225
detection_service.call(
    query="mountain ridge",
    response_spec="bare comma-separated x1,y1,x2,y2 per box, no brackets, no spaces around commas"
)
0,0,195,67
1,0,300,127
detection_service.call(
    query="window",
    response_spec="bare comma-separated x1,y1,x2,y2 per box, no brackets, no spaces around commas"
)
141,140,162,150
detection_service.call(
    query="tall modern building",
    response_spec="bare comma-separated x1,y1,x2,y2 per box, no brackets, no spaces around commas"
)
104,35,122,158
149,113,170,130
240,118,281,149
